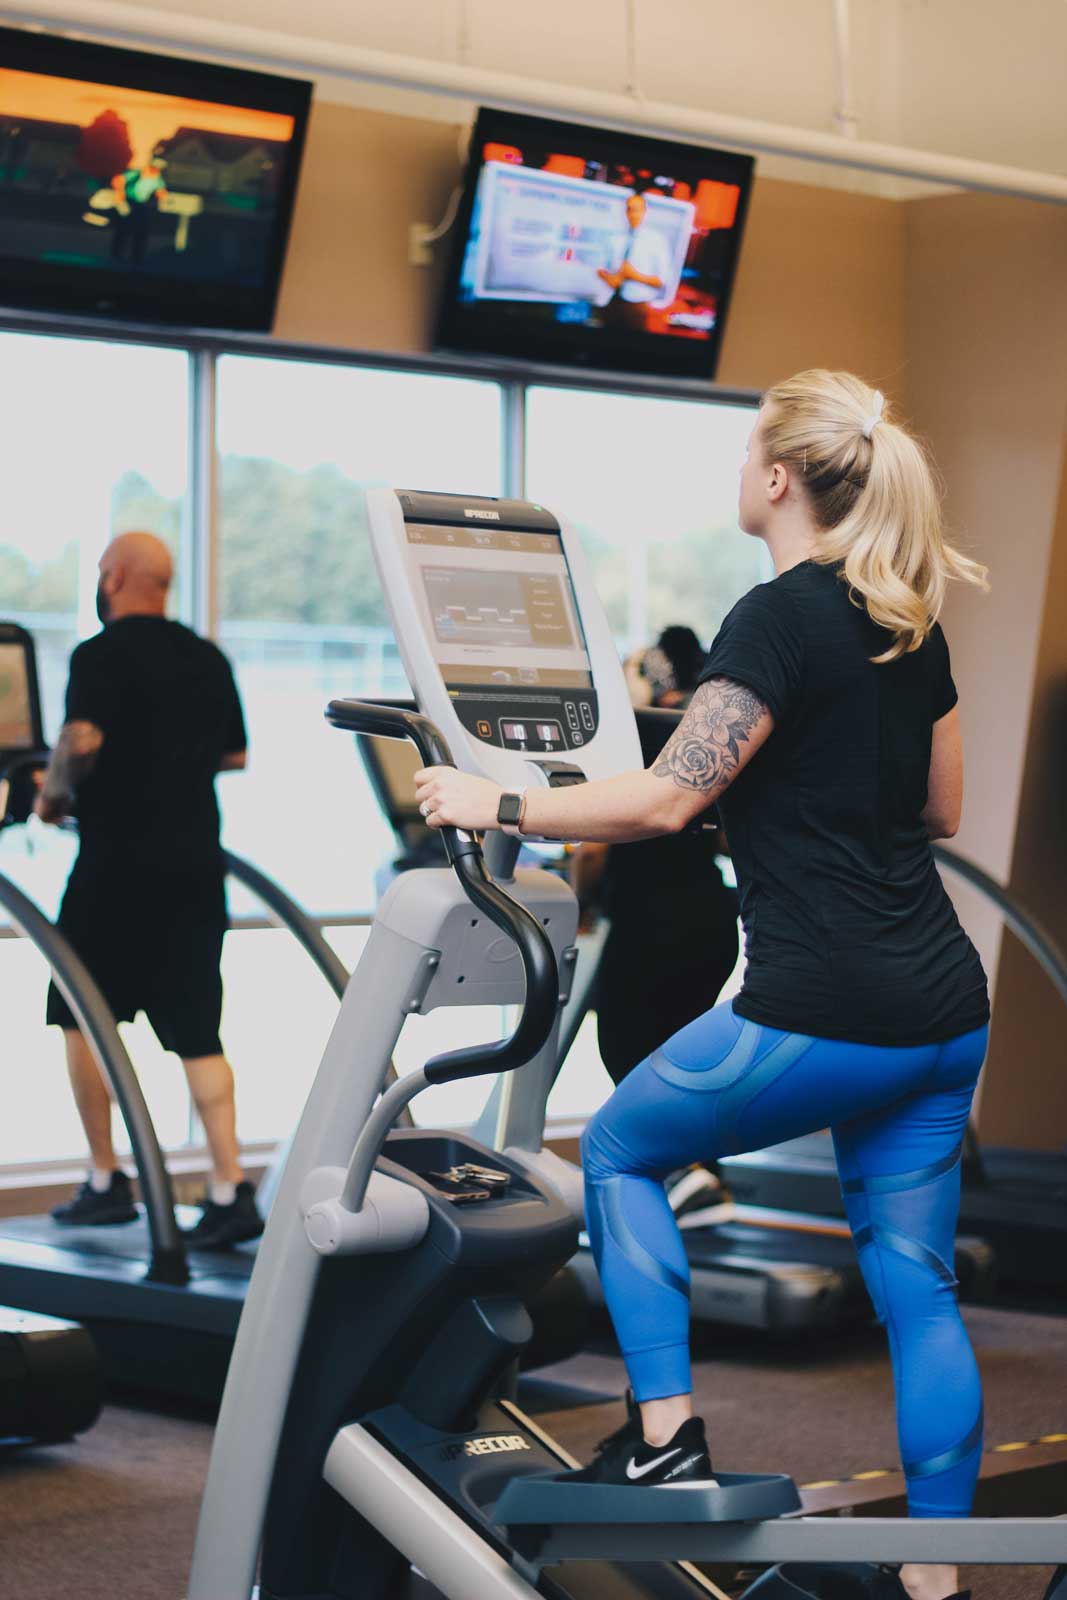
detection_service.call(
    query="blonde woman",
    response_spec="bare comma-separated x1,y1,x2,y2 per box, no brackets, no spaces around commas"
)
415,372,989,1600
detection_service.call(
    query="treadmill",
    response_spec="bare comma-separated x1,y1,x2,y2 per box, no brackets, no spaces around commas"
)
721,846,1067,1297
0,622,589,1401
0,621,352,1401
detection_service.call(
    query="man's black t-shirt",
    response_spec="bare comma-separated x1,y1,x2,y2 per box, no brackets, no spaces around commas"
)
698,561,989,1047
65,617,246,874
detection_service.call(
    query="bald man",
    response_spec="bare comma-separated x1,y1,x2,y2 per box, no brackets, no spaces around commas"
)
35,532,263,1250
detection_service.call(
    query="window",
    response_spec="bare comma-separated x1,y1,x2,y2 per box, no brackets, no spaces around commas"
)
0,335,759,1172
526,386,757,1123
0,331,190,1162
216,356,504,917
524,386,761,651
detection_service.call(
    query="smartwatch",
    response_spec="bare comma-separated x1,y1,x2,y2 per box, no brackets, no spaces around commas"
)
497,789,527,837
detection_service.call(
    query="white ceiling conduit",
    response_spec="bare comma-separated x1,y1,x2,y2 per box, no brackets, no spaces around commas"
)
4,0,1067,204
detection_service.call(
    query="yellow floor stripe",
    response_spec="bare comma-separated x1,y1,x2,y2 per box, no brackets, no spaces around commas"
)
798,1428,1067,1493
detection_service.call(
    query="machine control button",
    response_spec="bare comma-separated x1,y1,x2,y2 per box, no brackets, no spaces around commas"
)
579,702,594,732
476,720,492,737
572,730,584,746
565,701,580,730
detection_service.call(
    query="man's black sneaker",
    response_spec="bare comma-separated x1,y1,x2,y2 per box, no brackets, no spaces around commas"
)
182,1180,264,1251
51,1170,138,1227
572,1412,718,1488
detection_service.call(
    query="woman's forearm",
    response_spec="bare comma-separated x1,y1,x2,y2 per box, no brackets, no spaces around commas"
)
521,768,689,843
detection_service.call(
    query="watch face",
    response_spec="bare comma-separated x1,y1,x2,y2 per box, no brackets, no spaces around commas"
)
498,792,523,825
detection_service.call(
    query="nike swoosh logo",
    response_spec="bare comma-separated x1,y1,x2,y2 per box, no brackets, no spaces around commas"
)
625,1448,682,1481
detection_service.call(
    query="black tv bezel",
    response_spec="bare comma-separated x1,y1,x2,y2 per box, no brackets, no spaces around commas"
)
435,106,755,383
0,25,311,333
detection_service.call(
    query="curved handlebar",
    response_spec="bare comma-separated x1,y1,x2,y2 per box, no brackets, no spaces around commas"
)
325,698,559,1084
933,843,1067,1009
326,699,469,867
431,849,558,1083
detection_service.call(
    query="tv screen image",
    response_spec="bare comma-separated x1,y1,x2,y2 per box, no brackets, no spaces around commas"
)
0,27,311,330
437,109,754,380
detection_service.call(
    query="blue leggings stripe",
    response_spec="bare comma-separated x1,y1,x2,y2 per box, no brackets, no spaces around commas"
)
650,1020,761,1092
581,1001,989,1520
905,1410,984,1479
602,1176,690,1302
853,1223,957,1287
716,1032,817,1153
842,1144,962,1197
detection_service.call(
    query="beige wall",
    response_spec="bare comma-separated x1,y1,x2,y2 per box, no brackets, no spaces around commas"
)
978,435,1067,1148
900,194,1067,1146
271,99,907,388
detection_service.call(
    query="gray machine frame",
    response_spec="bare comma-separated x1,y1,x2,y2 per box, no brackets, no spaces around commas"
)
190,492,1065,1597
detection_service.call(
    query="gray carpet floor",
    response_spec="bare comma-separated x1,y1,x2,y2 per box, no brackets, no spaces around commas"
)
2,1303,1063,1600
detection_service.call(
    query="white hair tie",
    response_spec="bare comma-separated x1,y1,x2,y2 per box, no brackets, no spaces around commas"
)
862,391,885,439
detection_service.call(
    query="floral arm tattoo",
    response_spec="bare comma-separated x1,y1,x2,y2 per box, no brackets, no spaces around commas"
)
653,677,769,795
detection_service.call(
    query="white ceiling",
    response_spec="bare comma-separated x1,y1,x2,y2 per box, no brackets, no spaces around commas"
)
7,0,1067,195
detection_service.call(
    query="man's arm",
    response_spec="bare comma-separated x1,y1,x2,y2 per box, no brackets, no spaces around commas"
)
34,721,104,824
620,263,664,290
218,750,247,772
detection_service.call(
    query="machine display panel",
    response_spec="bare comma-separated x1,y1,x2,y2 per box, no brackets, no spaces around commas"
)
405,521,592,692
0,642,34,750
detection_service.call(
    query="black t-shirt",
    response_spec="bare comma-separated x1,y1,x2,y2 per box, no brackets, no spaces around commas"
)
601,832,738,945
699,561,989,1046
64,617,246,875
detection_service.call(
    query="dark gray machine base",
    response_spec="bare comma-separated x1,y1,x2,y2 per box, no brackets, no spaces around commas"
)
0,1304,101,1444
496,1469,802,1538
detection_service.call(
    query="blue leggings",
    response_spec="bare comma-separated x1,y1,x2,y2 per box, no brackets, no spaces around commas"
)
581,1003,988,1518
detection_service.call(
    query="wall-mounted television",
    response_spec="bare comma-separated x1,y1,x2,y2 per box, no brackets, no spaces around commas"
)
435,107,755,381
0,26,311,331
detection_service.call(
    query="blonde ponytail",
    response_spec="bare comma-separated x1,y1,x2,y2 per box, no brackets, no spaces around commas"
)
761,370,987,661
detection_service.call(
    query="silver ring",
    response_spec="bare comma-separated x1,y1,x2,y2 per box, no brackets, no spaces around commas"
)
420,799,432,817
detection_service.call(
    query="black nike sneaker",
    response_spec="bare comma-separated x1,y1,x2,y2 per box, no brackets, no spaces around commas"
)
572,1412,718,1488
182,1180,264,1251
579,1390,643,1472
51,1170,138,1227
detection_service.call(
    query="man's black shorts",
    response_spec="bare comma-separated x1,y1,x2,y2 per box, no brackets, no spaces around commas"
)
46,858,228,1058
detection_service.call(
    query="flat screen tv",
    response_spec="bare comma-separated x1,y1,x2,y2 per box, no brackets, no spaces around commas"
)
0,26,311,331
436,107,755,381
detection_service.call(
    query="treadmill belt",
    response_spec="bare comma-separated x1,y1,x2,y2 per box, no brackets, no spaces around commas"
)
0,1210,257,1279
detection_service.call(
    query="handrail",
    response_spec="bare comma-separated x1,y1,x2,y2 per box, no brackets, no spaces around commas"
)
325,698,559,1089
0,870,188,1284
933,844,1067,1010
223,850,349,1003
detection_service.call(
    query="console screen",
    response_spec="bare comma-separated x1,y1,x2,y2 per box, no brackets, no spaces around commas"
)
405,521,592,690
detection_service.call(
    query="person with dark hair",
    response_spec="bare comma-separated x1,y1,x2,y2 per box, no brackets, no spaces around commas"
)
574,624,740,1087
597,186,671,333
